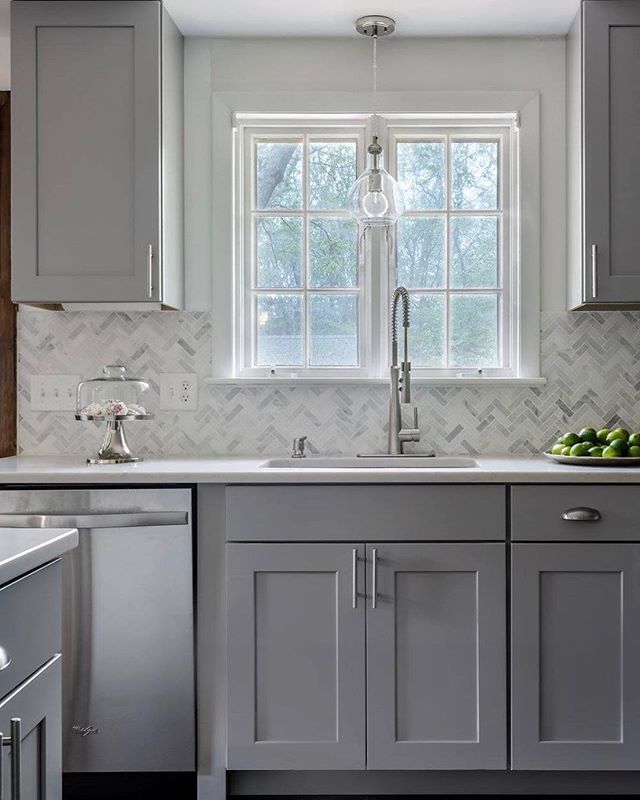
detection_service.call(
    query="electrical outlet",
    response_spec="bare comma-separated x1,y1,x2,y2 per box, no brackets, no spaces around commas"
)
31,374,81,411
159,373,198,410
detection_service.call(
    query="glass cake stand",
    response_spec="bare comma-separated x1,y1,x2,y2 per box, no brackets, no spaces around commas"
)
76,365,153,464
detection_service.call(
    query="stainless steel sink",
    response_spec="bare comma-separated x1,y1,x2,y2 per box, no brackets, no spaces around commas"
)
260,456,478,469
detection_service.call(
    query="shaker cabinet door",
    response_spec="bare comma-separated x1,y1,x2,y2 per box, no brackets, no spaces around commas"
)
227,543,366,770
366,543,507,769
583,0,640,302
11,1,161,303
512,543,640,769
0,656,62,800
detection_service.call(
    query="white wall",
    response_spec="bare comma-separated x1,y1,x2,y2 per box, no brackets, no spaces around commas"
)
184,35,566,312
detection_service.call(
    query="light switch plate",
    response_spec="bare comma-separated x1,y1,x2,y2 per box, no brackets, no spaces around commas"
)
31,374,81,411
159,373,199,410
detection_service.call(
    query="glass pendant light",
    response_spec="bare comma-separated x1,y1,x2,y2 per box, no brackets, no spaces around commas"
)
347,15,405,227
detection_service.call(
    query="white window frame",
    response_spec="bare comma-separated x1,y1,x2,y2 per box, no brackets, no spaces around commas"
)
235,121,369,379
208,91,542,385
384,117,518,377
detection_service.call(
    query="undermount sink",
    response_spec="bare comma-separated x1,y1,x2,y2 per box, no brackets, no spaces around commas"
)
260,456,478,469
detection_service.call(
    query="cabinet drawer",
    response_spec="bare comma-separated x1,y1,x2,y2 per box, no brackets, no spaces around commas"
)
512,486,640,541
226,485,505,542
0,560,61,699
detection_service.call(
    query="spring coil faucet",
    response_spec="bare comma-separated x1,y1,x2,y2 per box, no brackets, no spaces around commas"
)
388,287,421,454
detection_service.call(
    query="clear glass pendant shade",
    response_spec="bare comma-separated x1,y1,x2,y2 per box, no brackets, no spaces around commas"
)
347,136,405,227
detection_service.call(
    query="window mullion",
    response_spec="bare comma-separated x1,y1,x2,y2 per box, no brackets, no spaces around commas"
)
303,133,310,368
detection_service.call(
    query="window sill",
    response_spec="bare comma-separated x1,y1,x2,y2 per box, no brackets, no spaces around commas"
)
205,376,547,387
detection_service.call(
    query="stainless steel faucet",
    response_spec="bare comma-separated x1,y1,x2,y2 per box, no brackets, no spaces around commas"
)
388,287,421,454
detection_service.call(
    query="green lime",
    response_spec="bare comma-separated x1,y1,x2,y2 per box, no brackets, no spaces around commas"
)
606,429,627,444
602,446,621,458
608,437,629,454
579,427,598,443
629,433,640,447
551,443,566,455
588,446,604,457
613,427,630,440
570,442,592,457
597,428,611,443
563,432,581,447
629,445,640,457
561,446,572,456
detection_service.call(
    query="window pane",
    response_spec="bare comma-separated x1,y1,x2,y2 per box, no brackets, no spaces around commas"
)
408,294,445,367
397,217,445,289
256,142,302,209
255,294,303,366
309,217,358,288
309,294,358,366
451,216,498,288
256,217,303,288
309,141,357,210
450,294,499,367
397,142,445,210
451,141,498,210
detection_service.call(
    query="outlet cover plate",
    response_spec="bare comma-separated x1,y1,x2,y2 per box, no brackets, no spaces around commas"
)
31,374,81,411
159,373,199,411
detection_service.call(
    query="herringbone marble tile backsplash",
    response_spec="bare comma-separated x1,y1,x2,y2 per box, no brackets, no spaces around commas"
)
16,308,640,456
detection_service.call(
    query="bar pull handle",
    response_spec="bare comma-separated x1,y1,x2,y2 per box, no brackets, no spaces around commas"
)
591,244,598,299
371,548,378,609
0,512,188,529
352,548,358,609
147,244,154,299
562,507,601,522
1,719,21,800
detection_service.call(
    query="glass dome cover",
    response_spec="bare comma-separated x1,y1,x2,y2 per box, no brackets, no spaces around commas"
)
76,365,151,420
347,137,405,227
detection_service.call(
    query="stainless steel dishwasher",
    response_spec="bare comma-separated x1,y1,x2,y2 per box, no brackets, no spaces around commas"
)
0,488,195,781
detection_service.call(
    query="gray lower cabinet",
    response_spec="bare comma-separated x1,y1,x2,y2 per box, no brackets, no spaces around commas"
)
227,541,506,771
512,543,640,769
11,1,183,308
226,543,366,770
567,0,640,308
0,656,62,800
366,543,507,770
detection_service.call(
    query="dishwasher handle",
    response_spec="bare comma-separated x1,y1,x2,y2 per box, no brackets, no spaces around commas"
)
0,512,188,529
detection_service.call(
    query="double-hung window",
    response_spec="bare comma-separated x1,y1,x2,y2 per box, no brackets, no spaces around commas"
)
233,113,522,380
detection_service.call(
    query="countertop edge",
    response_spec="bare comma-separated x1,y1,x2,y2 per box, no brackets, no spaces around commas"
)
1,456,640,483
0,528,79,587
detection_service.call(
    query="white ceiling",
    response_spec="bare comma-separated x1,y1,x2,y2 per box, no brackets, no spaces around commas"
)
164,0,580,38
0,0,580,39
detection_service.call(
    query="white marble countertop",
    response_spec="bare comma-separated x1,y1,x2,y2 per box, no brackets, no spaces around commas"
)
0,527,78,586
1,454,640,483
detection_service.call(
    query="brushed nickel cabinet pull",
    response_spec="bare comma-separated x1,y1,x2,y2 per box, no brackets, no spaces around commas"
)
1,718,22,800
371,548,378,609
147,244,154,299
562,507,601,522
591,244,598,299
352,548,358,609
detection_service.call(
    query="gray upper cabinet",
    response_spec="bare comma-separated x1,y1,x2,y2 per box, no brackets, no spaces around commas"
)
0,656,63,800
366,544,506,770
512,543,640,769
11,1,184,308
568,1,640,308
226,543,366,770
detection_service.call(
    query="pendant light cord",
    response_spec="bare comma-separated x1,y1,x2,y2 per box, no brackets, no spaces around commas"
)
372,33,378,139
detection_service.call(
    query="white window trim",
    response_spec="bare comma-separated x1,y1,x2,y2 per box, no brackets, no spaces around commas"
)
209,91,542,386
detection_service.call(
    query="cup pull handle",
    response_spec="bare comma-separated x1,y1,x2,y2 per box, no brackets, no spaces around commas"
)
562,507,601,522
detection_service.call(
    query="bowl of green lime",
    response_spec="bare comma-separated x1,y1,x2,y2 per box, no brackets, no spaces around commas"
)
544,427,640,466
